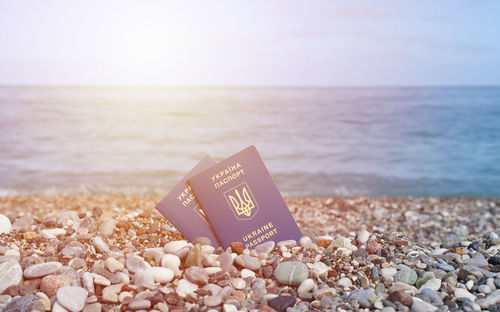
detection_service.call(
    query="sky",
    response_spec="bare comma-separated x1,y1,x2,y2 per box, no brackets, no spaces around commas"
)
0,0,499,86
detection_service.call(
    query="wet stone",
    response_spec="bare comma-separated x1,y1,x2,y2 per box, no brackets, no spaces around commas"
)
394,267,417,285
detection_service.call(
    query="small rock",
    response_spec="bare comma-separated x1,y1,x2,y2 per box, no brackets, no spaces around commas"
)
268,295,296,312
146,267,174,284
420,288,443,306
274,261,309,286
381,268,397,281
357,230,370,244
56,286,88,312
161,254,181,273
128,299,151,310
176,279,198,297
203,295,222,307
337,277,353,288
476,289,500,308
419,278,441,291
40,275,73,298
101,283,123,303
133,269,154,287
0,261,22,294
254,241,275,254
231,278,246,290
478,284,492,294
105,257,123,273
394,267,418,286
230,242,243,254
185,244,203,267
0,214,12,234
24,262,62,279
164,240,189,254
299,236,313,249
464,257,489,267
3,294,43,312
125,255,151,273
454,288,476,301
91,236,110,255
297,279,315,294
98,218,117,236
235,255,261,271
411,296,437,312
387,290,413,307
366,239,379,254
40,228,66,239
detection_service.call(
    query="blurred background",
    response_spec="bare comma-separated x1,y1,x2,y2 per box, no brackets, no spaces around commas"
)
1,1,499,197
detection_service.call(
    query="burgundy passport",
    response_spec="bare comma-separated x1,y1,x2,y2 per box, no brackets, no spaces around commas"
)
188,146,302,249
156,156,220,247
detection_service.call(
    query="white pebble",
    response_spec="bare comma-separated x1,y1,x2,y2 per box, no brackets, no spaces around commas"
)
297,279,315,293
356,230,370,244
164,240,189,254
146,267,174,284
176,279,198,297
0,214,11,234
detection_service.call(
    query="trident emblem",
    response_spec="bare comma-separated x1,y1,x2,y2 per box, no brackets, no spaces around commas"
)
224,182,259,220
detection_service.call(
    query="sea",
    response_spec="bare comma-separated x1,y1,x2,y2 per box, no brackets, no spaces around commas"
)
0,86,499,198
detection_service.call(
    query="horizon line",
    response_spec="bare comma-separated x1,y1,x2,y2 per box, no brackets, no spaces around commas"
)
0,84,499,88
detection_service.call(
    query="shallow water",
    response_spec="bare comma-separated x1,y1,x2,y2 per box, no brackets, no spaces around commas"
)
1,86,499,197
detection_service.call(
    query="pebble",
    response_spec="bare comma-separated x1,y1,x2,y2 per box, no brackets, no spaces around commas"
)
126,255,151,273
240,269,255,279
203,295,222,307
381,268,397,281
0,213,12,234
105,257,124,273
81,272,94,293
164,240,189,254
338,277,353,288
184,266,208,285
394,267,417,285
161,254,181,273
420,278,441,291
254,241,275,254
347,289,375,302
0,261,22,294
24,262,62,279
299,236,313,249
56,286,88,312
133,269,154,287
454,288,477,301
176,279,198,297
40,228,66,239
268,295,297,312
464,257,489,267
101,283,123,303
274,261,309,286
297,278,315,294
411,296,438,312
235,254,261,271
146,267,174,284
420,287,443,306
3,294,44,312
128,299,151,310
478,284,491,294
357,230,370,244
476,289,500,308
40,274,73,298
91,236,110,254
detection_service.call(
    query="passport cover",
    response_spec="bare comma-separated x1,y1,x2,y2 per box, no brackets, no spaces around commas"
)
188,146,302,249
156,156,220,247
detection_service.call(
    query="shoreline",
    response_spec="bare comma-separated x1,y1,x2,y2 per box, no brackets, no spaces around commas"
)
0,195,499,311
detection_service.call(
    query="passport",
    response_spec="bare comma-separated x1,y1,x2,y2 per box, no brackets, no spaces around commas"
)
156,156,220,247
188,146,302,249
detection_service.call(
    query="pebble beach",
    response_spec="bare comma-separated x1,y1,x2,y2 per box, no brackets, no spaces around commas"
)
0,195,499,312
